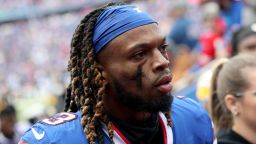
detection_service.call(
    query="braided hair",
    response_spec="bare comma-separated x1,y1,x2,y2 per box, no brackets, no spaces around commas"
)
64,2,172,143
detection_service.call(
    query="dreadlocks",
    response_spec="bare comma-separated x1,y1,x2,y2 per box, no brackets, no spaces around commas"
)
64,3,121,144
64,2,172,144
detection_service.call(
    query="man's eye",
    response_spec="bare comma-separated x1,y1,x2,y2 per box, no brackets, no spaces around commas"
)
133,51,146,60
159,44,168,53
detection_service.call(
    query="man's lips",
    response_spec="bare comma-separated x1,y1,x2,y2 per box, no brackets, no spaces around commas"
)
154,75,173,93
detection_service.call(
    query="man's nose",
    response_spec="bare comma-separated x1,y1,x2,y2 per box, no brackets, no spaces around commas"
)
152,50,170,72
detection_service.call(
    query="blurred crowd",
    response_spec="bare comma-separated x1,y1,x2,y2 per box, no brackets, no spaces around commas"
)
1,0,256,143
0,0,102,10
166,0,256,100
0,0,173,121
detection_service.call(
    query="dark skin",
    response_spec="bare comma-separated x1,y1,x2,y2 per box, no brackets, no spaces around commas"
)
131,65,143,88
97,24,172,125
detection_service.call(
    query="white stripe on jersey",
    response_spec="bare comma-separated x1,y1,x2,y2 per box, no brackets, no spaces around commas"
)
102,112,173,144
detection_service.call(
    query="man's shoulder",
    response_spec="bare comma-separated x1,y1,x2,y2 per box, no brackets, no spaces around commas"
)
171,95,211,123
172,95,206,116
171,96,215,144
19,111,88,144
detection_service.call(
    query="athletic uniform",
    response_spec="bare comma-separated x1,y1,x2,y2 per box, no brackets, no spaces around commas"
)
19,96,216,144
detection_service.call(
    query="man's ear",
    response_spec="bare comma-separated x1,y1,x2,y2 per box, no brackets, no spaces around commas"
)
96,64,108,81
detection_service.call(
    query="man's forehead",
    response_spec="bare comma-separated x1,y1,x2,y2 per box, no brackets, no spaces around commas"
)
105,24,165,53
96,24,164,63
93,5,157,55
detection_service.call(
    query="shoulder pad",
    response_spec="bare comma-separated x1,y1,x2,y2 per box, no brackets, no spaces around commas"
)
171,96,215,144
19,111,88,144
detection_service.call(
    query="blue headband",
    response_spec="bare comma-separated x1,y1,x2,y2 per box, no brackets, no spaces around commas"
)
93,5,157,54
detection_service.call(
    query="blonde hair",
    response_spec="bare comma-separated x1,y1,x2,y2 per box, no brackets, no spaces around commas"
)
210,54,256,133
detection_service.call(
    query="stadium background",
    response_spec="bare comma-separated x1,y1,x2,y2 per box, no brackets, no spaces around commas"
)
0,0,252,133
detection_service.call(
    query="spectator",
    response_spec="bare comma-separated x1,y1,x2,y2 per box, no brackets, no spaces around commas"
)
196,23,256,111
231,23,256,56
198,1,227,66
167,2,197,51
217,0,244,33
0,105,21,144
210,54,256,143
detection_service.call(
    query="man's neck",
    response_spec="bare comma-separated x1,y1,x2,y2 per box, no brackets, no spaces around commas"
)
109,112,162,144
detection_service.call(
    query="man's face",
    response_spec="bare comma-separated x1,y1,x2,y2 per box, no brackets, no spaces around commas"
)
97,24,173,113
238,35,256,55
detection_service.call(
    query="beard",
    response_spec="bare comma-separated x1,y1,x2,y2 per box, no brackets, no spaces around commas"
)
111,78,173,113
